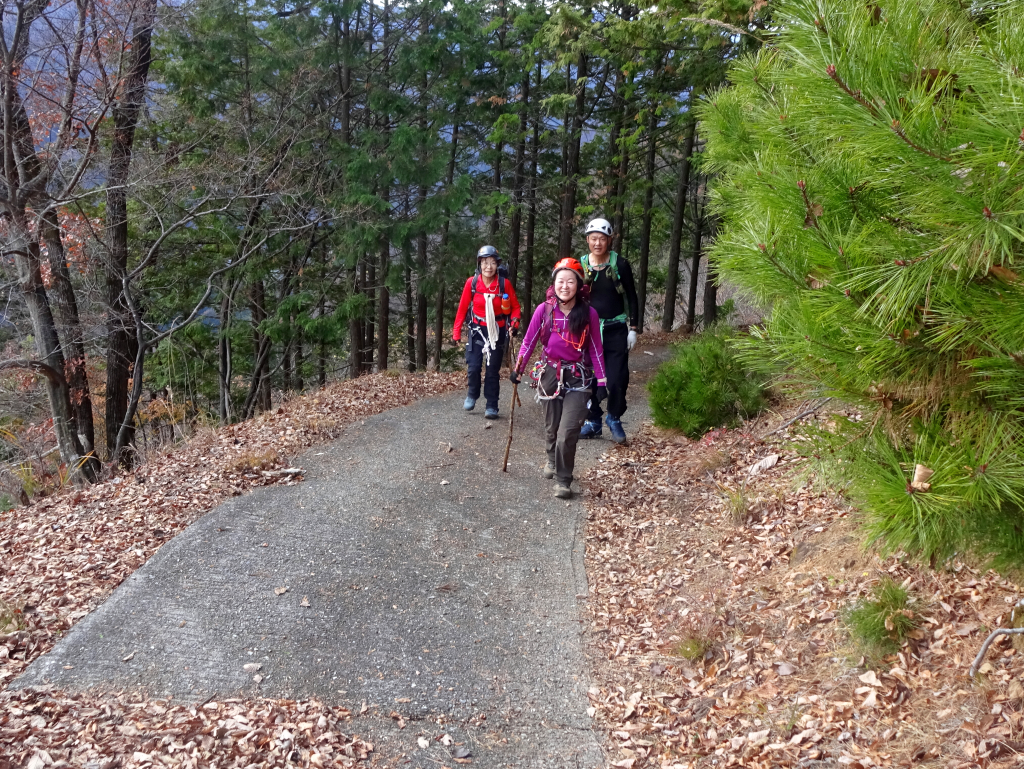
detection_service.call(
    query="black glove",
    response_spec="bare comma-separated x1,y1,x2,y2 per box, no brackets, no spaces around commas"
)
596,385,608,402
510,370,521,385
510,319,520,336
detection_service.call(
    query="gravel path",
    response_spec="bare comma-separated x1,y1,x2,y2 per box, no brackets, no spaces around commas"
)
17,347,671,767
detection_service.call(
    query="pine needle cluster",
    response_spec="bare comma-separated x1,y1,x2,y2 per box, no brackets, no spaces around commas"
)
648,327,767,439
700,0,1024,567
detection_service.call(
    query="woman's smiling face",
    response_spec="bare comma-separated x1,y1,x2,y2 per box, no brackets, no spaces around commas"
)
479,257,498,279
554,270,579,302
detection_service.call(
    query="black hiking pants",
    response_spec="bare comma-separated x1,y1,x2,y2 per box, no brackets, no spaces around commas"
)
587,321,629,421
466,325,507,410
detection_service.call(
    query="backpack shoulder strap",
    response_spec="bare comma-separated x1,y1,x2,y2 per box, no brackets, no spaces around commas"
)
580,253,594,285
608,251,624,295
540,301,556,345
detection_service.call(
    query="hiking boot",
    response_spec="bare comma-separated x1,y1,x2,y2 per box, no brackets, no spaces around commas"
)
605,414,627,444
463,396,476,411
554,481,572,499
484,407,499,420
542,461,555,479
580,419,602,439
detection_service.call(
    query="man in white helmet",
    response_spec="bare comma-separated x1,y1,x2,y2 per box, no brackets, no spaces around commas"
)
578,217,639,444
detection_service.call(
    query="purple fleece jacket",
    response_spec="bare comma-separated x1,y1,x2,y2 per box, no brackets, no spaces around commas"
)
515,301,607,386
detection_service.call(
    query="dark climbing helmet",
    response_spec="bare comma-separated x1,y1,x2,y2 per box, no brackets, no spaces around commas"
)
477,245,500,262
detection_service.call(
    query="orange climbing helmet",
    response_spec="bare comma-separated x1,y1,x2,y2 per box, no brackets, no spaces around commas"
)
551,257,585,283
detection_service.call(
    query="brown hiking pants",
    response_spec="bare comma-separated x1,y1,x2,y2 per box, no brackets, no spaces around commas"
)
540,364,591,485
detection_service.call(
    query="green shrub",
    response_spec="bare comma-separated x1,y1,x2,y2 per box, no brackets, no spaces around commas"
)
648,327,767,439
846,577,919,658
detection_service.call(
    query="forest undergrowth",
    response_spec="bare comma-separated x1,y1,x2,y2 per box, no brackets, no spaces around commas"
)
582,405,1024,769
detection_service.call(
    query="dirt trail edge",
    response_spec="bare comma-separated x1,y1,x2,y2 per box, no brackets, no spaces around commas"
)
16,347,672,768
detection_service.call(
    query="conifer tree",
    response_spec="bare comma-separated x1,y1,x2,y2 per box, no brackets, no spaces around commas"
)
701,0,1024,567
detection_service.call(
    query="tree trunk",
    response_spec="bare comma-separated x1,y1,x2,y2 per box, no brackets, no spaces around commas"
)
348,261,363,377
416,185,428,369
104,0,156,465
523,68,540,321
9,223,92,480
433,122,460,370
40,211,96,460
365,259,376,372
612,73,635,255
685,187,706,332
490,141,502,239
376,189,390,371
663,122,696,332
508,74,528,285
636,57,663,331
703,262,718,327
218,278,235,422
606,68,624,216
247,278,271,415
405,251,415,372
295,327,303,391
557,53,587,258
318,295,328,386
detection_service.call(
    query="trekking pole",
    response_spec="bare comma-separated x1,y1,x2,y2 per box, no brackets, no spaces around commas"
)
502,382,519,473
502,330,522,473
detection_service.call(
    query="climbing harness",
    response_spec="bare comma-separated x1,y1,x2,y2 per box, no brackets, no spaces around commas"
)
529,358,593,402
528,307,594,401
466,271,510,366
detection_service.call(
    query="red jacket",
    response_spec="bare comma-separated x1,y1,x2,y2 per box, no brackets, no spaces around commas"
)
452,274,522,340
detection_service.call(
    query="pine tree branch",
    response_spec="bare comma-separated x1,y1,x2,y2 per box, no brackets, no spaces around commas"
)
826,64,951,163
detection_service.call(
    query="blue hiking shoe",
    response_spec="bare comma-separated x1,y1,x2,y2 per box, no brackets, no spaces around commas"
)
463,396,477,411
580,419,603,439
484,407,499,420
605,415,627,445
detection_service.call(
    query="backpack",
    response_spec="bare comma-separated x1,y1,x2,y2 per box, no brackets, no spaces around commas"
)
581,251,625,297
469,264,510,320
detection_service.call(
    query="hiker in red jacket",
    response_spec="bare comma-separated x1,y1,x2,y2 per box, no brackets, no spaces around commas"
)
452,245,522,419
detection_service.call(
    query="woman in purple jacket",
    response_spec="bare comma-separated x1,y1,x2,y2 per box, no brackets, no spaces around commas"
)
510,258,607,498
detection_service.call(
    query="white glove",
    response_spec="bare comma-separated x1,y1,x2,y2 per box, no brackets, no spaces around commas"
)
627,329,638,351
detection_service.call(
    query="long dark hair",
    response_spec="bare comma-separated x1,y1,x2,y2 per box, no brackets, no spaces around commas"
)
554,271,590,335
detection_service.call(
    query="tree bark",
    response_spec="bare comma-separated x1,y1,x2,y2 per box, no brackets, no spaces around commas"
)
703,262,718,327
104,0,156,465
507,74,528,285
490,141,502,239
40,210,96,461
405,248,415,372
685,184,706,332
523,65,540,320
416,184,428,370
218,278,237,422
636,56,663,332
663,122,696,332
9,224,92,481
376,188,390,371
433,122,460,370
557,53,587,258
365,258,376,372
612,72,635,255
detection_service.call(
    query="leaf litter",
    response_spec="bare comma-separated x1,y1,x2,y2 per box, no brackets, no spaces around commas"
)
1,370,460,766
581,403,1024,769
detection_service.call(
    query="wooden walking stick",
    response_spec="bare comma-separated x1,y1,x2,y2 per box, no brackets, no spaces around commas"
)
502,382,519,473
502,333,522,473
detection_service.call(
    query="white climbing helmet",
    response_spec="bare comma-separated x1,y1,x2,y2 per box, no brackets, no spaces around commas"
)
584,218,613,237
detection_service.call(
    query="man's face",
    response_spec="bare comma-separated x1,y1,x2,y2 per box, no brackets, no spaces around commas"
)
588,233,610,258
479,257,498,278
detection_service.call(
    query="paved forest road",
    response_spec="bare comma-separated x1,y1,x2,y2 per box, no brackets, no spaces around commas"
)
17,347,672,768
